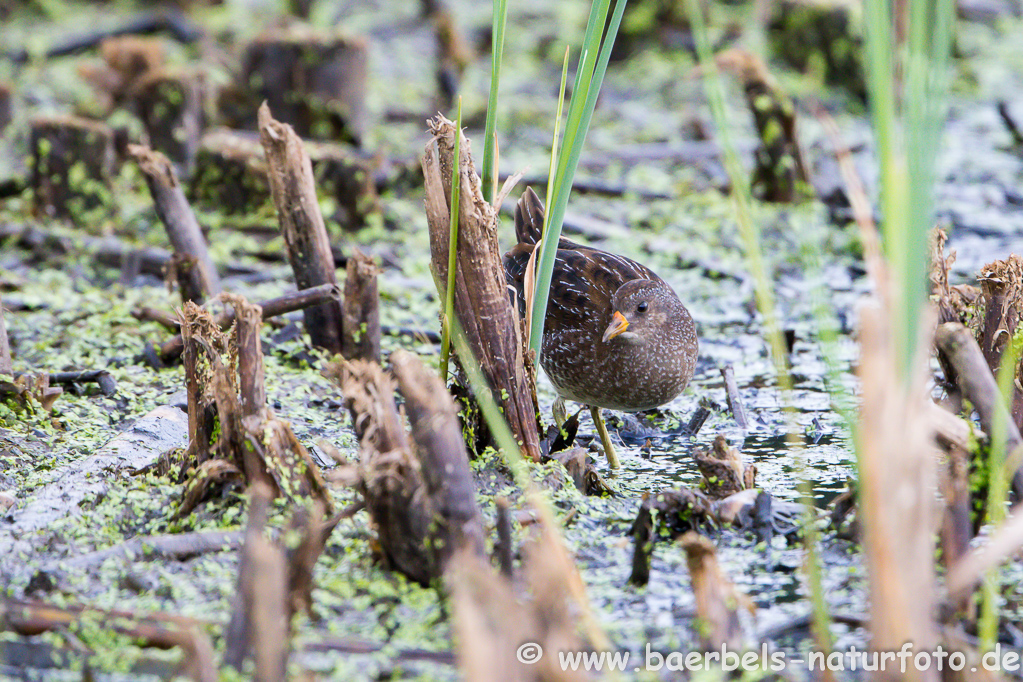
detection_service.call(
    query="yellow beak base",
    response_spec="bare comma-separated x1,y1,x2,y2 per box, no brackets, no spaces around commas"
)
602,311,630,343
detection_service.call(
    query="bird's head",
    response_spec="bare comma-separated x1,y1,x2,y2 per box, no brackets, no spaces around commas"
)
602,280,680,345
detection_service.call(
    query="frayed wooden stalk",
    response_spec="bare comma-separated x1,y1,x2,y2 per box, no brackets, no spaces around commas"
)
160,284,342,362
858,302,939,681
342,249,381,362
391,350,485,561
131,145,221,303
977,256,1023,432
329,353,485,584
0,82,11,135
179,302,223,468
629,488,716,586
0,293,11,375
228,294,266,417
223,483,289,679
177,299,331,513
259,102,344,356
720,365,749,429
546,447,613,496
422,114,541,462
189,129,270,214
680,532,751,652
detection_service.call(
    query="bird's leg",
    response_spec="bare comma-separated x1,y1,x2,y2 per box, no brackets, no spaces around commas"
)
590,405,621,469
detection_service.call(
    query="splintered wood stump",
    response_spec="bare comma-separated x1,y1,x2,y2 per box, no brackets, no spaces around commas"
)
978,256,1023,433
242,28,368,145
342,249,381,362
30,116,116,222
391,350,485,564
130,145,221,303
179,303,223,469
680,532,748,652
422,115,541,463
335,356,485,585
308,141,379,231
132,69,204,171
258,103,344,356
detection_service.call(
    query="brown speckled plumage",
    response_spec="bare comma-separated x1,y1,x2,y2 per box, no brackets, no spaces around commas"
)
504,188,698,412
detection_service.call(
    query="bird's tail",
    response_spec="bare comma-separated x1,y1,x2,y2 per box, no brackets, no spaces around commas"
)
514,186,546,245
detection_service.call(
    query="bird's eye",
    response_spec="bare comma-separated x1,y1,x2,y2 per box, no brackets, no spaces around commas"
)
637,301,648,313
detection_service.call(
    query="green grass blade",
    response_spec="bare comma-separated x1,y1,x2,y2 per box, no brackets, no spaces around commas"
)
528,0,626,359
481,0,508,205
541,47,572,242
439,97,463,378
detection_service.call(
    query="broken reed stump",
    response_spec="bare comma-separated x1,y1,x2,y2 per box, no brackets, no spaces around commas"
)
977,256,1023,433
242,28,368,145
132,69,204,172
223,483,288,679
176,300,331,515
30,115,116,222
422,114,541,463
694,434,756,498
229,295,265,418
130,144,221,303
159,284,342,362
935,321,1023,504
180,304,221,469
258,103,344,356
190,129,270,214
714,49,810,203
391,350,485,562
332,353,485,585
447,529,588,682
680,532,749,652
342,249,381,362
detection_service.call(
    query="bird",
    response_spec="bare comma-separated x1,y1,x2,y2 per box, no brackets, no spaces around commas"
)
503,187,699,468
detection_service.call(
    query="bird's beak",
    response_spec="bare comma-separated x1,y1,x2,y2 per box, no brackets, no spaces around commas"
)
602,311,630,342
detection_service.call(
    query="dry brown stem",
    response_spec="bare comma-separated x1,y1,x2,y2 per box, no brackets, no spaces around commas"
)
342,249,382,362
131,144,221,303
258,102,344,355
421,114,540,462
680,531,750,652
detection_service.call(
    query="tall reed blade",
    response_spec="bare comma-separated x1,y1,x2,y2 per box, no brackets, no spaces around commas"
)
481,0,508,205
528,0,627,361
